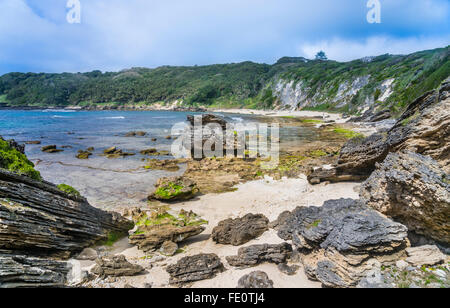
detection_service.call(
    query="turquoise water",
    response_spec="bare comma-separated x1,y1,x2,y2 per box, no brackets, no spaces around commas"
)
0,109,317,209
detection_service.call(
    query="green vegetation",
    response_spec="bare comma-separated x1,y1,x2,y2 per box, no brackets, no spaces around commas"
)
301,119,323,124
332,127,365,139
100,231,126,247
0,138,41,180
154,182,185,200
134,210,208,235
57,184,81,198
0,46,448,115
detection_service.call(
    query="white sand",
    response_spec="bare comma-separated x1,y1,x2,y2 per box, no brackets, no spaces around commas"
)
96,175,360,288
212,108,348,124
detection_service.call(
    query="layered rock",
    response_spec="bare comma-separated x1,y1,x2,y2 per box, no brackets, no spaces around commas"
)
166,253,224,284
0,169,133,258
360,151,450,244
0,168,133,287
226,243,292,268
92,255,144,278
212,214,269,246
129,224,204,253
148,176,199,202
277,198,409,288
309,79,450,183
237,271,274,288
0,255,70,288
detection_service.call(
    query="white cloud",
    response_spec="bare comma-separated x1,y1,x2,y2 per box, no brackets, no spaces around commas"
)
299,36,450,62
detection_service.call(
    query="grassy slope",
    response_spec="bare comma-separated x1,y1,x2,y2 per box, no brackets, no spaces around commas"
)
0,46,448,115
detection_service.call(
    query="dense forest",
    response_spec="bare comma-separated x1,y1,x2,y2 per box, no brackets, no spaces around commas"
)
0,46,448,115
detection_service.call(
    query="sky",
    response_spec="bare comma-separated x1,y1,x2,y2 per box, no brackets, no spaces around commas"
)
0,0,449,74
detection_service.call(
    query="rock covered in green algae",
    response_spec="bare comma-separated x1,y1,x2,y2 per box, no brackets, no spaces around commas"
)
148,176,199,202
129,209,207,252
0,136,41,180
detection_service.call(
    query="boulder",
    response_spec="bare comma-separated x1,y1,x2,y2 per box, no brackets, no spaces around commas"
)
76,150,92,159
166,253,224,284
237,271,274,288
129,224,205,253
0,254,69,288
140,148,157,155
160,241,178,256
148,176,199,202
226,243,292,268
0,168,133,258
41,145,63,153
104,146,118,154
125,131,147,137
308,79,450,184
360,151,450,244
92,255,144,278
276,198,409,288
405,245,447,267
212,214,269,246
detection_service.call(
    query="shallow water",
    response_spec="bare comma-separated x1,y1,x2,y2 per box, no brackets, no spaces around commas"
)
0,110,319,209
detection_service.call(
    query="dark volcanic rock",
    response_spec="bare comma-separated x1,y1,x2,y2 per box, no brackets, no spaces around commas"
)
0,169,133,258
360,151,450,244
308,79,450,184
212,214,269,246
92,255,144,278
276,198,409,288
166,253,224,284
237,271,274,288
226,243,292,268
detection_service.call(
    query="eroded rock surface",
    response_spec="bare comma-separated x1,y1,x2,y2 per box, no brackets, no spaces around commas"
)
148,176,199,202
92,255,144,278
237,271,274,288
226,243,292,268
360,151,450,244
277,198,409,288
212,214,269,246
309,79,450,183
166,253,224,284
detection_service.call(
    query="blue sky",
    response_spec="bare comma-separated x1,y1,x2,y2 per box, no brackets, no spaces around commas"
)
0,0,449,74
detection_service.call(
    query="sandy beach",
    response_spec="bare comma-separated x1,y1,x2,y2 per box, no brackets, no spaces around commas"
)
80,175,360,288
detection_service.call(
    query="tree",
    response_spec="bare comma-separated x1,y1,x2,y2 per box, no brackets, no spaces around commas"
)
315,51,328,61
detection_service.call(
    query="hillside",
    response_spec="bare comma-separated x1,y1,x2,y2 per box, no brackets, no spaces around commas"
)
0,46,448,116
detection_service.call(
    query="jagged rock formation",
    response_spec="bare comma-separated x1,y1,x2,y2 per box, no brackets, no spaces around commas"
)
226,243,292,268
360,151,450,244
276,198,409,288
166,254,224,284
0,169,132,257
0,168,133,287
92,255,144,278
129,224,205,253
308,79,450,184
0,255,70,288
237,271,274,288
148,176,199,202
212,214,269,246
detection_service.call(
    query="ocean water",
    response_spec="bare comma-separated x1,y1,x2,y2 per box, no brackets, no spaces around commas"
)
0,110,318,209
